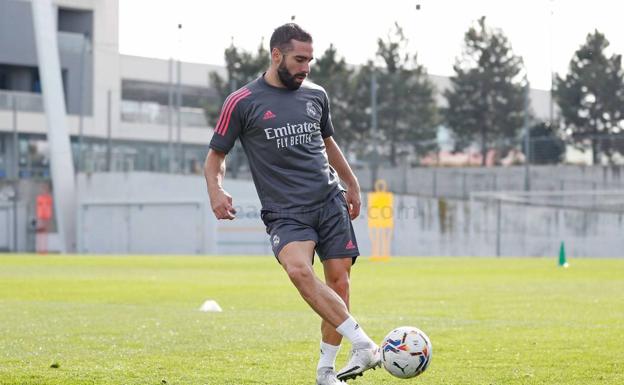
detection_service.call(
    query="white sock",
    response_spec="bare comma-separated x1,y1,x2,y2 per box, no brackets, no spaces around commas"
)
335,316,375,348
317,341,340,370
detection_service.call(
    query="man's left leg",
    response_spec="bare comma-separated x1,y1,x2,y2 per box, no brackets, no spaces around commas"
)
316,257,351,385
317,193,381,382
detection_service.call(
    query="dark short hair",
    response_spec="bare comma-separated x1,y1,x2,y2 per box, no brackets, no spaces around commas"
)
269,23,312,52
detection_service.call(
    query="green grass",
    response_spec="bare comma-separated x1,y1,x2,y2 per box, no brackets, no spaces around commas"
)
0,255,622,385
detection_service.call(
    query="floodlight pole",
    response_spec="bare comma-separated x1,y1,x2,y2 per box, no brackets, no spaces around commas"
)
523,79,531,191
168,58,174,173
176,59,182,173
12,94,18,251
78,33,89,173
496,197,502,257
370,69,379,189
548,0,555,124
176,23,183,173
106,90,112,171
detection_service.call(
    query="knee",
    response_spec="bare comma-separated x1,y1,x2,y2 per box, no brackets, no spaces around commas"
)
285,264,314,286
327,274,350,299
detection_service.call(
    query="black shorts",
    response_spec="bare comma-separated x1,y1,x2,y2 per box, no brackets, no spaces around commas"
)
261,192,360,264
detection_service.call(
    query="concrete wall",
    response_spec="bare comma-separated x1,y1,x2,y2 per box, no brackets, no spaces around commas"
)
0,203,12,251
75,172,269,255
3,172,621,256
0,180,48,252
468,197,624,257
3,167,623,255
0,202,30,252
78,201,208,254
367,194,624,258
70,173,623,258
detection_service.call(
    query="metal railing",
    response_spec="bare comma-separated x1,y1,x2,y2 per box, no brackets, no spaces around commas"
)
0,90,43,113
120,100,208,127
0,92,209,129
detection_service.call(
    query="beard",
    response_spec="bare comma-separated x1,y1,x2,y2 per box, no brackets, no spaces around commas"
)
277,59,306,90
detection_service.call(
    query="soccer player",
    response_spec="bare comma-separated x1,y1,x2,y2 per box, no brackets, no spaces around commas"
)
204,23,380,384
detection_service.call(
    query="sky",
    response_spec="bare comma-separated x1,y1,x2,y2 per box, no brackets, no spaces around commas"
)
118,0,623,90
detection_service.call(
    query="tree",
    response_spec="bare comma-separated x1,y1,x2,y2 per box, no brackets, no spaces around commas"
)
444,16,527,166
347,62,376,157
374,23,438,166
308,44,360,151
206,41,270,124
521,122,565,164
554,30,624,164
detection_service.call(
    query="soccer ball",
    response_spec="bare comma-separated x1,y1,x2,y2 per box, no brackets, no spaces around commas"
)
381,326,432,379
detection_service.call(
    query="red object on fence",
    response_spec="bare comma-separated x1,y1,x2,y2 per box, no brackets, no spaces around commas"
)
36,193,53,220
36,193,52,254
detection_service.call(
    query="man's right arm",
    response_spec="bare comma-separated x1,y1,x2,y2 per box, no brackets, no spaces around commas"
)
204,149,236,220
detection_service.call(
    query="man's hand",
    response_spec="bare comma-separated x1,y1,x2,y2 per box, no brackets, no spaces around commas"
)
209,188,237,220
324,137,361,220
204,149,236,220
344,184,361,220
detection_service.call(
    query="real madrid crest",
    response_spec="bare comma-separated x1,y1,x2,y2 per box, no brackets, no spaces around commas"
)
306,100,321,120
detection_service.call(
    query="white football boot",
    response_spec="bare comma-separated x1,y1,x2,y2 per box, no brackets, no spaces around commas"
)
336,344,381,381
316,367,347,385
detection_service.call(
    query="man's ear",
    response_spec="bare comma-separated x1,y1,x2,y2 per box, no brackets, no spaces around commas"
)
271,47,282,64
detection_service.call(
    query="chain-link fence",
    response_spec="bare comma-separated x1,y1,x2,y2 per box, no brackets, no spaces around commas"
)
469,190,624,257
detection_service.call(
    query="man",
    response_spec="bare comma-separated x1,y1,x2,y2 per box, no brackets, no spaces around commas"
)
204,23,380,385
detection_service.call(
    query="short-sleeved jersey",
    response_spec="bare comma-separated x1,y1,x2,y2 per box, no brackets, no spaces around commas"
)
209,74,342,212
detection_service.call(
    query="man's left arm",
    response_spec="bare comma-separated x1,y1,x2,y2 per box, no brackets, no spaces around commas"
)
324,137,361,220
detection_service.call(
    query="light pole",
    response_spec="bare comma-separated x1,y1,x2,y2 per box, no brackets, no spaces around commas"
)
523,76,531,191
12,94,18,251
369,68,380,189
78,32,90,173
549,0,555,125
168,57,174,173
176,23,183,173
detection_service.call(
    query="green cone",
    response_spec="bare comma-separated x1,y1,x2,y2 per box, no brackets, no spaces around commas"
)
558,241,569,268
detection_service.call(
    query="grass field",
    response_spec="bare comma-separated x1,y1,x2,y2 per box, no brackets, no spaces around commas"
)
0,255,622,385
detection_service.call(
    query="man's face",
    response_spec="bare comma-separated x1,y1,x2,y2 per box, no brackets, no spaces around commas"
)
276,40,313,90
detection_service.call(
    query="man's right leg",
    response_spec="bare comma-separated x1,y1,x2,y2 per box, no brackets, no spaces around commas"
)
277,241,379,382
278,240,351,328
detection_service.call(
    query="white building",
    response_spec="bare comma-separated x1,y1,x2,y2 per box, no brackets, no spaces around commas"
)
0,0,227,179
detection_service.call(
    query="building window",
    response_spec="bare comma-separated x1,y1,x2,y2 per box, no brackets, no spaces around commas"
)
18,136,50,179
